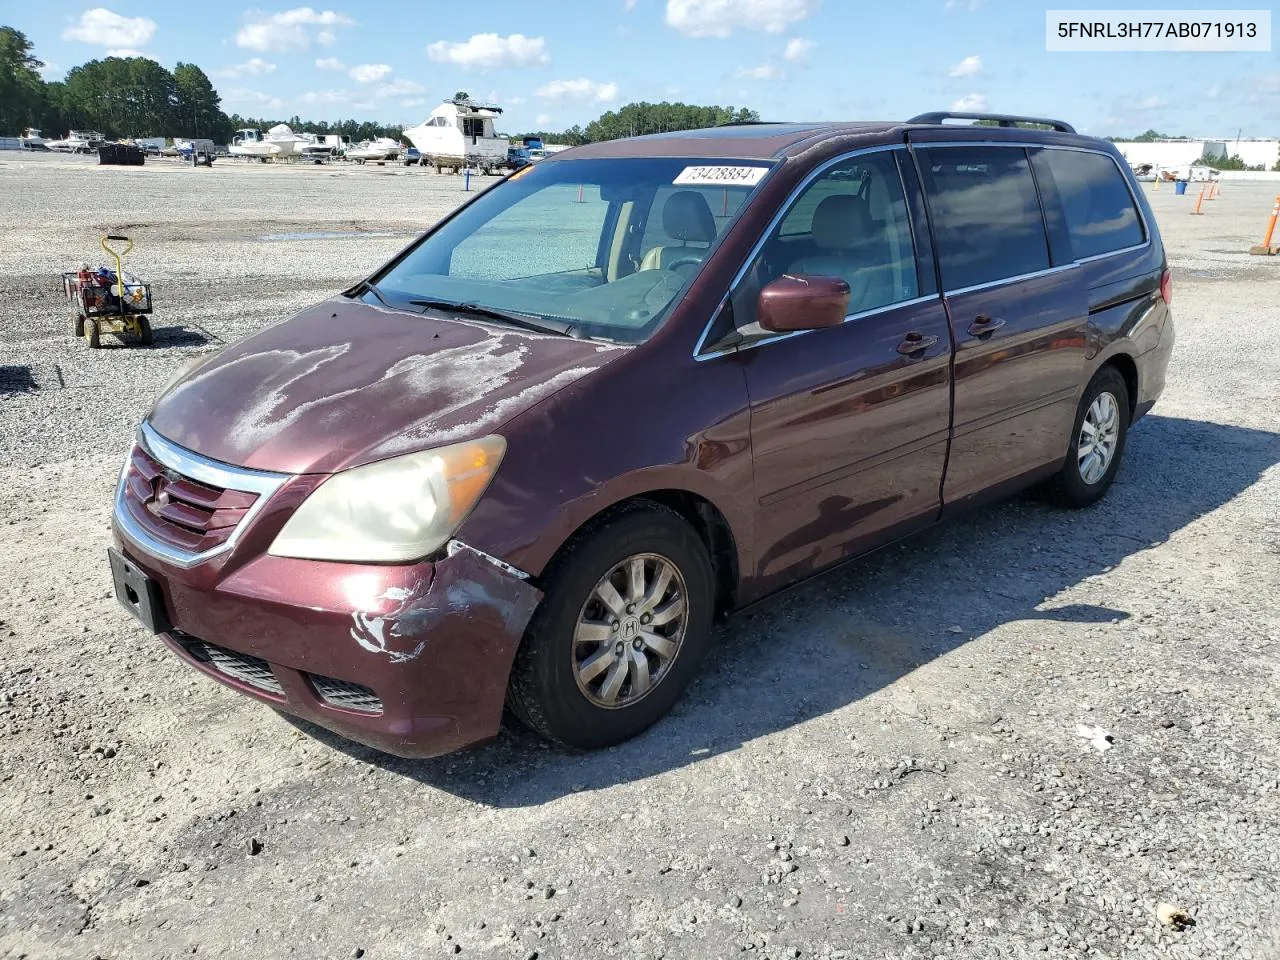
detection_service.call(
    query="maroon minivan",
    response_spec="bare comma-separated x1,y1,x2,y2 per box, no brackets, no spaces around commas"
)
110,112,1174,757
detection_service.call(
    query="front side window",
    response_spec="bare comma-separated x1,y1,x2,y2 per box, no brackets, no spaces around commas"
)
919,147,1051,290
373,157,773,342
1036,149,1146,260
724,151,919,339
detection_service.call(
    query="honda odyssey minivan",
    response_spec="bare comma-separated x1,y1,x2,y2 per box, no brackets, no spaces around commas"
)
110,112,1174,757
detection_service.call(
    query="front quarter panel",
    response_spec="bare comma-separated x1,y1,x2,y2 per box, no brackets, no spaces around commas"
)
454,344,755,584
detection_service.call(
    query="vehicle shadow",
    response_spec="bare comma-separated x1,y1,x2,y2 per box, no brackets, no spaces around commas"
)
290,414,1280,807
92,325,216,349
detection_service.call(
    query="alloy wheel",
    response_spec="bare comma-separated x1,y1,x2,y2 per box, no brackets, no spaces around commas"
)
1077,391,1120,485
572,553,688,709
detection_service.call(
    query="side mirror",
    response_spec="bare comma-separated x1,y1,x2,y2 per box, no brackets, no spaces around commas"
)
757,274,851,333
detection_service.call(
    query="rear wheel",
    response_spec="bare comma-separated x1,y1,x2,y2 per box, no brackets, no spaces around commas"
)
84,317,101,349
73,309,85,337
1039,366,1129,508
507,502,716,750
134,315,153,346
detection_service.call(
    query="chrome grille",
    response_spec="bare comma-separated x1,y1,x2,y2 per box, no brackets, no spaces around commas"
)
310,675,383,714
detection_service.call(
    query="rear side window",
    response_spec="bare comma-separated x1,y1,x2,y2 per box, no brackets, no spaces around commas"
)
1038,149,1145,259
919,147,1050,290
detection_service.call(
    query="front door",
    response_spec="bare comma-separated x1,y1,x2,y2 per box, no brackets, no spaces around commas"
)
913,144,1089,507
719,150,953,595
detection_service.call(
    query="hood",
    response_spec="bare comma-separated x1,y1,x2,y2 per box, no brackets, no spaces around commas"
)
148,298,628,475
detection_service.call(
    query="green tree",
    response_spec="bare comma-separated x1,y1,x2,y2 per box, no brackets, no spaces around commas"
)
0,26,45,133
63,56,177,137
453,90,469,102
173,62,227,140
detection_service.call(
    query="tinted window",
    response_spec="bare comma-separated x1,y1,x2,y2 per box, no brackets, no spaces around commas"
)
730,151,918,331
1040,149,1145,259
920,147,1050,290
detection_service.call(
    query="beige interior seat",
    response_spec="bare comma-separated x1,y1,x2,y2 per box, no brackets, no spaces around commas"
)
640,191,717,271
789,194,894,310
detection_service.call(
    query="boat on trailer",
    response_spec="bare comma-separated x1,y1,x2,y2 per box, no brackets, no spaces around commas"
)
403,98,510,175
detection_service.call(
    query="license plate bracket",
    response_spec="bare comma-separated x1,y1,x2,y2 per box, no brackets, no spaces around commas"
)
108,548,170,634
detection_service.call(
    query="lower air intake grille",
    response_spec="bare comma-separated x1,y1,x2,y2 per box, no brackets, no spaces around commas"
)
310,675,383,715
176,634,283,696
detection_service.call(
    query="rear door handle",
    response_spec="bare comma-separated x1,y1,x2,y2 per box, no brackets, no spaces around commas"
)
896,332,938,356
968,315,1006,337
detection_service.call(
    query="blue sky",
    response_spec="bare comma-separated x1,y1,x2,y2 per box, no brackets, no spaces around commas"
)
14,1,1280,136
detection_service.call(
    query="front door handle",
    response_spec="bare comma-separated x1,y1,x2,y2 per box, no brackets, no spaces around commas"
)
896,332,938,356
968,315,1007,337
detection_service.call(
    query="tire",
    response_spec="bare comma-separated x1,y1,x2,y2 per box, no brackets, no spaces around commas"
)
1038,366,1130,508
134,315,152,346
507,501,716,750
84,317,101,349
73,310,85,337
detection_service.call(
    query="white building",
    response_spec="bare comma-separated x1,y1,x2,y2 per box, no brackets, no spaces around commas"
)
1112,138,1279,171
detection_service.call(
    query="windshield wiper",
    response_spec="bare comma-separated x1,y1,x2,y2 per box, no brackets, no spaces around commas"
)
408,298,577,337
349,278,392,308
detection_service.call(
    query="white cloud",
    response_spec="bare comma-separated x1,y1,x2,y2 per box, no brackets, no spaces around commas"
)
783,37,814,62
400,98,426,107
948,54,982,77
236,8,354,53
426,33,549,70
507,95,526,105
301,88,352,105
944,0,983,9
224,87,285,109
665,0,819,37
315,56,345,70
734,63,782,80
1134,95,1167,110
625,0,639,8
535,113,553,126
951,93,988,111
534,78,619,102
217,57,277,78
63,8,156,48
375,79,425,97
348,63,392,83
38,62,63,80
106,48,146,58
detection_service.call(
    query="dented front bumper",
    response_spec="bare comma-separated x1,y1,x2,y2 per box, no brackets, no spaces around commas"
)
114,537,543,758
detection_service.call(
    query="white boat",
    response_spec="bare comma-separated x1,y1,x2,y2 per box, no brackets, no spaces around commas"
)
404,98,510,174
299,134,350,160
46,130,105,154
346,137,401,163
228,124,308,159
20,128,48,150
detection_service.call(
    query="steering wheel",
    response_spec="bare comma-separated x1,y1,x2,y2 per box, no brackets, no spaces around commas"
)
666,256,703,272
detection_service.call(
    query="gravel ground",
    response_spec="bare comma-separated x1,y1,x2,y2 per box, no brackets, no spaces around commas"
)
1,153,1278,960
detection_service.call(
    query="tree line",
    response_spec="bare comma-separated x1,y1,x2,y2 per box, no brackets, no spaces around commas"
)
1,26,405,143
4,26,760,148
512,102,761,146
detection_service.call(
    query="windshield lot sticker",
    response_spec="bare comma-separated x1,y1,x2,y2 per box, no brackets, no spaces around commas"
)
673,165,767,186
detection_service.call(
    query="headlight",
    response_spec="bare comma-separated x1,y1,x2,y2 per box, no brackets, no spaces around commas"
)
268,436,506,563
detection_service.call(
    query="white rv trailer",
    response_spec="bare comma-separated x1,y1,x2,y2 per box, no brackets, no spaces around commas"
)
403,98,510,174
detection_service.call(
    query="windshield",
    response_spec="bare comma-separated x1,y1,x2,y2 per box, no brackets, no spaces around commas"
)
371,157,774,342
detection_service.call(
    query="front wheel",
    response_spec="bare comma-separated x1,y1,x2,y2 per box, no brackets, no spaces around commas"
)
1038,366,1130,508
507,502,716,750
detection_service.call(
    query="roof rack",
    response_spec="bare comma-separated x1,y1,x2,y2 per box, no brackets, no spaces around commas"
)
908,111,1076,134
